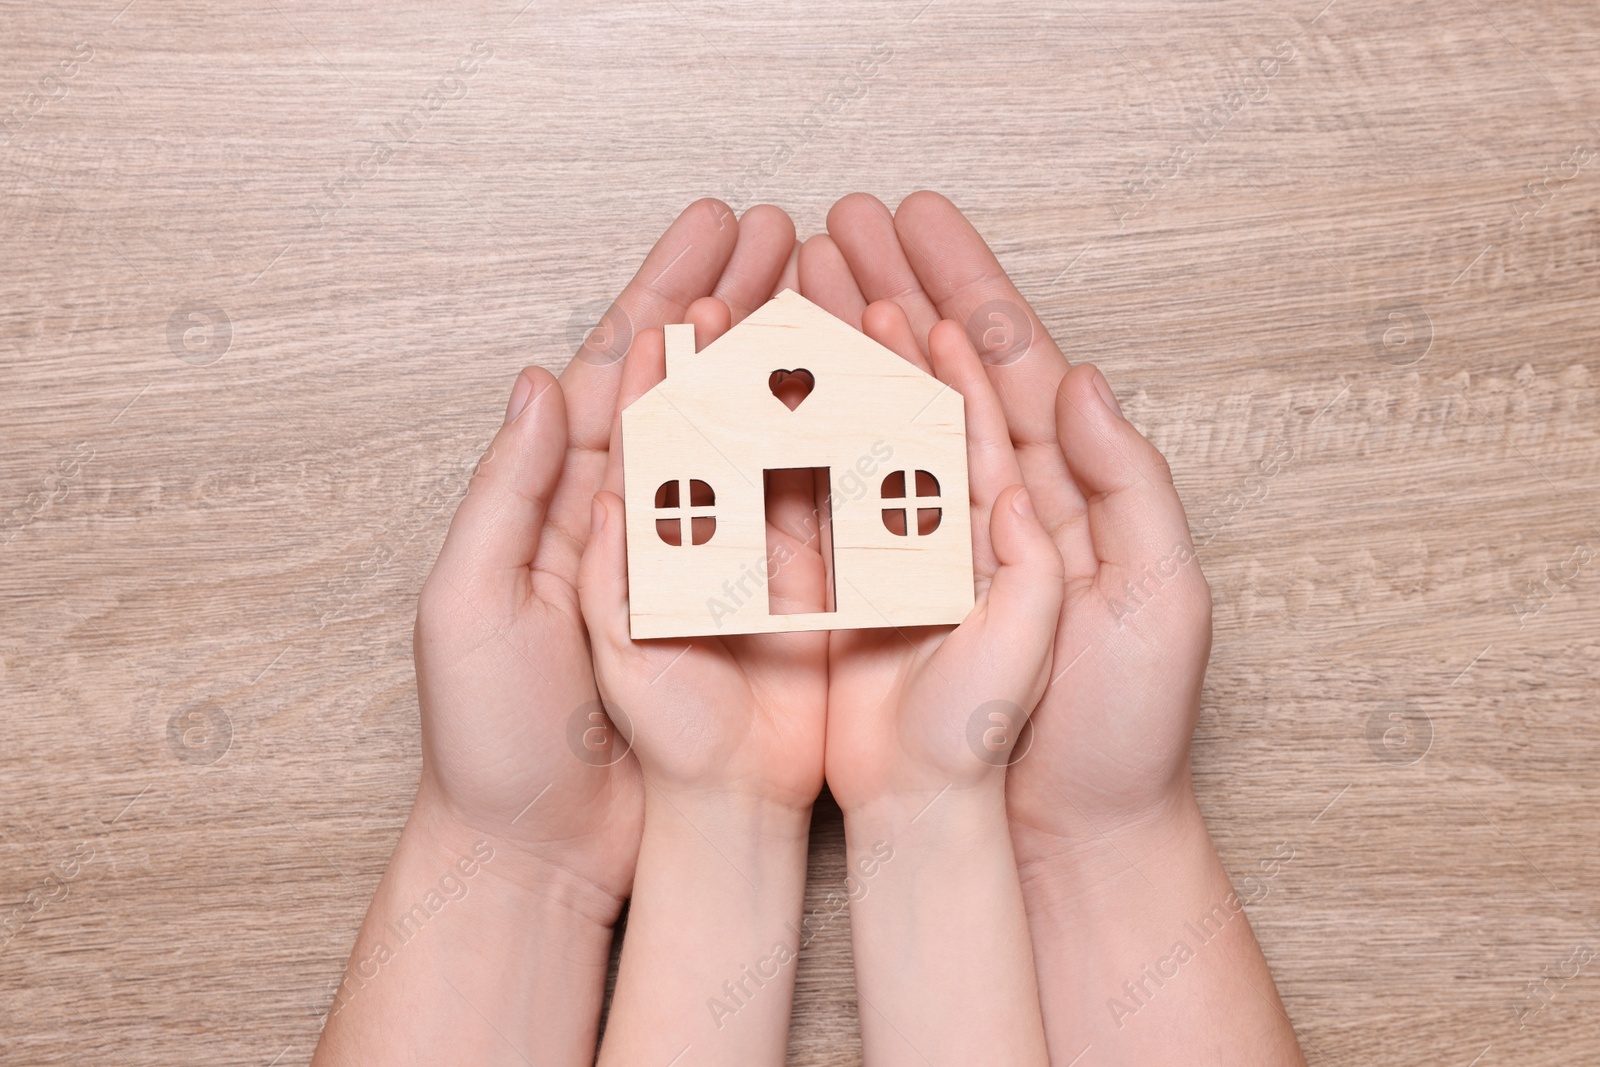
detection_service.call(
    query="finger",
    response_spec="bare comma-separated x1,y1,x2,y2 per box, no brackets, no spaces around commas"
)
773,239,800,297
825,192,941,346
939,485,1063,709
861,299,930,373
686,296,733,347
971,486,1064,690
1056,364,1197,585
576,490,633,655
599,328,668,499
926,319,1023,578
893,191,1068,450
559,197,738,464
433,366,567,585
546,201,739,597
713,204,796,323
573,328,675,657
893,192,1087,562
798,234,867,327
763,468,830,615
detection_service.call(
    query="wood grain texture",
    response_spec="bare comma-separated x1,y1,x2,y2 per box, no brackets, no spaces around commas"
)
623,291,973,638
2,1,1598,1064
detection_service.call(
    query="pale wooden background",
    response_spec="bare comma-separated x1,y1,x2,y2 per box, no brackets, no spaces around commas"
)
3,0,1598,1063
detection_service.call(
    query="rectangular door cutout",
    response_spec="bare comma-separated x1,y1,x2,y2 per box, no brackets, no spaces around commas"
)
763,467,836,616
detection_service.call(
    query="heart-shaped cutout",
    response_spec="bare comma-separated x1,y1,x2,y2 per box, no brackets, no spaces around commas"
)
768,368,815,411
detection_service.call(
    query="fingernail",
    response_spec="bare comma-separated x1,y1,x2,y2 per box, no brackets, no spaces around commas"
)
1011,486,1035,519
504,373,534,424
1092,368,1123,418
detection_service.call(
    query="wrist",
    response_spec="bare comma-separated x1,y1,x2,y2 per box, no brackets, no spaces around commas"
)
1010,764,1199,862
842,778,1009,850
1012,784,1305,1066
639,760,822,820
602,783,811,1065
322,789,620,1061
832,756,1010,820
1014,784,1213,911
641,784,812,855
838,779,1049,1067
406,785,623,929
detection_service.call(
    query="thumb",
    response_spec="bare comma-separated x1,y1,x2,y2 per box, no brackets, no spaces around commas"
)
980,485,1066,649
924,484,1061,761
577,490,632,655
432,367,567,588
1055,363,1196,571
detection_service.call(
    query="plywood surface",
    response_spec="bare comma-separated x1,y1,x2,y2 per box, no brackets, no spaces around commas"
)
622,292,973,638
3,1,1598,1064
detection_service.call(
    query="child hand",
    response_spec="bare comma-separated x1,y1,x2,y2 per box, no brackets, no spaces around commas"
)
823,306,1062,1067
577,303,830,815
803,191,1209,859
824,308,1065,810
575,295,830,1066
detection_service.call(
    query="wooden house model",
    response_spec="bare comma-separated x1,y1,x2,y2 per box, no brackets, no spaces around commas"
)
621,289,973,638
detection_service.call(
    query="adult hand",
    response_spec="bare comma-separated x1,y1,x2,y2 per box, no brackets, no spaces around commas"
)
805,192,1303,1067
315,200,799,1067
414,199,801,904
803,191,1211,848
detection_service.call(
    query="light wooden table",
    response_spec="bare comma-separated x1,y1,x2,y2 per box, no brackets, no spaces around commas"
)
3,1,1598,1063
